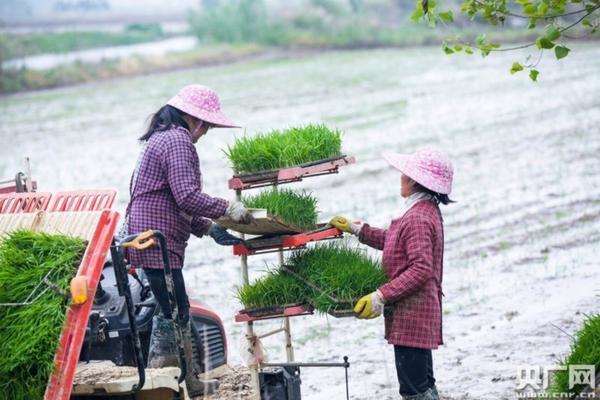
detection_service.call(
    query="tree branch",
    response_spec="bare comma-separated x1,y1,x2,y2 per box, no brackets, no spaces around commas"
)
560,4,600,31
471,0,594,20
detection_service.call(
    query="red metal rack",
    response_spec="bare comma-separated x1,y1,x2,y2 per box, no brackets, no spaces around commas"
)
230,153,356,396
235,304,314,323
49,190,116,212
44,210,120,400
228,156,355,190
233,226,343,256
0,192,52,213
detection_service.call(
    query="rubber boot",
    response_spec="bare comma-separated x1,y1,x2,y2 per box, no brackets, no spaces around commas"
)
402,387,439,400
147,314,178,368
182,320,219,396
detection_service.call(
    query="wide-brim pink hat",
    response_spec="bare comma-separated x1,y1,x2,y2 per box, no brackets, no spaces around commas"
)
383,146,454,195
167,84,240,128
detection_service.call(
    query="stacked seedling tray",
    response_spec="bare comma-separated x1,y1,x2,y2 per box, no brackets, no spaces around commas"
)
0,190,119,400
222,125,358,398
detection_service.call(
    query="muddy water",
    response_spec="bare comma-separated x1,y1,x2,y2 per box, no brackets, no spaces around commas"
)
1,44,599,400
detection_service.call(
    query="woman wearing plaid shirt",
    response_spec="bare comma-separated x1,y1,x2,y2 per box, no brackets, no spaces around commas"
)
126,85,252,395
330,147,454,400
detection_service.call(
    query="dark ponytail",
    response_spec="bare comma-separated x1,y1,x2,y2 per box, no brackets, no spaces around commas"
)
415,183,455,206
139,105,189,141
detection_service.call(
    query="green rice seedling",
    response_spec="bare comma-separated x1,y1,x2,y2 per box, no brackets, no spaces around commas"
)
286,242,386,314
237,270,310,310
545,313,600,397
224,124,342,174
242,188,318,230
0,230,87,400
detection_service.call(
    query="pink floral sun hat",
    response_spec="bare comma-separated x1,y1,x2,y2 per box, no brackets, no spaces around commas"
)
167,84,240,128
383,146,454,195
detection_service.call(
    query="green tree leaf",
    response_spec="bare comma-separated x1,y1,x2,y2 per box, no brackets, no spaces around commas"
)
524,4,538,15
529,69,539,81
536,36,555,49
582,19,593,27
554,45,570,60
442,42,455,54
411,8,424,22
545,25,561,41
510,62,524,74
465,46,474,54
439,10,454,23
528,18,537,29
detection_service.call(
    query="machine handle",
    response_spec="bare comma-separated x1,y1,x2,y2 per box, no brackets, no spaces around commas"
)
121,230,155,250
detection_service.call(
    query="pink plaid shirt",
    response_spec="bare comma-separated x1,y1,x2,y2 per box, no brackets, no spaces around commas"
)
359,200,444,349
127,126,228,269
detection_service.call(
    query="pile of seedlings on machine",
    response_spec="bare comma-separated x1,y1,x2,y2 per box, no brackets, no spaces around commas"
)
0,230,87,399
224,123,342,174
242,188,318,231
285,242,386,316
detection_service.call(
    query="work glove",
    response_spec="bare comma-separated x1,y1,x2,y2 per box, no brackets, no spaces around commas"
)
354,290,385,319
225,201,254,224
208,224,243,246
329,216,362,235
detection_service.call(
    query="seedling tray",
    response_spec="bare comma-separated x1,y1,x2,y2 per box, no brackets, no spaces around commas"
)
216,212,303,236
235,304,314,322
232,225,343,256
228,155,356,190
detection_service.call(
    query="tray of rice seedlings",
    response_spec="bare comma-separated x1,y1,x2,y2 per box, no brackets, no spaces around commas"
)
224,124,343,176
284,242,387,318
0,230,87,400
216,188,318,235
236,269,311,318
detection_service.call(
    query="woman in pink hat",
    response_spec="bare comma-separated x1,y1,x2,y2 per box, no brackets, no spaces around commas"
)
125,84,252,395
330,147,454,400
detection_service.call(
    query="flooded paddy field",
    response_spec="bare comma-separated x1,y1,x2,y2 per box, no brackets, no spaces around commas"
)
1,44,599,399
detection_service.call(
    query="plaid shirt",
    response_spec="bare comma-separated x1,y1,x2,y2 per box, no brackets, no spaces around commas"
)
127,126,228,269
359,200,444,349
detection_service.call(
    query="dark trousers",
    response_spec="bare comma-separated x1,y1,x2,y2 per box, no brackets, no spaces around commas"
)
144,268,190,324
394,345,436,397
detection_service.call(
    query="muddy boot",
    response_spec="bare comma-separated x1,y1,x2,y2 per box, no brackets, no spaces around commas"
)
182,321,219,396
402,387,439,400
147,314,178,368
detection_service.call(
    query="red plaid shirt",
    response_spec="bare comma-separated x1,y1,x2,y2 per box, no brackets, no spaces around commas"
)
127,126,228,269
359,200,444,349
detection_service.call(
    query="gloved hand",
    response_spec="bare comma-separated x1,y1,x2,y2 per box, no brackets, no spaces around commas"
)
225,201,254,224
329,216,362,235
354,290,385,319
208,224,243,246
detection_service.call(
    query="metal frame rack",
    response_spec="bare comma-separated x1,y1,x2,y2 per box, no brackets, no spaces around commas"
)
228,156,355,399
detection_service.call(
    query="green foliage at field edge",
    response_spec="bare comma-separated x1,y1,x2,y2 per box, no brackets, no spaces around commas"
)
1,24,166,60
546,313,600,397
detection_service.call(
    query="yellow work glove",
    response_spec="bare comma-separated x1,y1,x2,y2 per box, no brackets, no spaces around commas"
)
329,216,362,235
354,290,385,319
